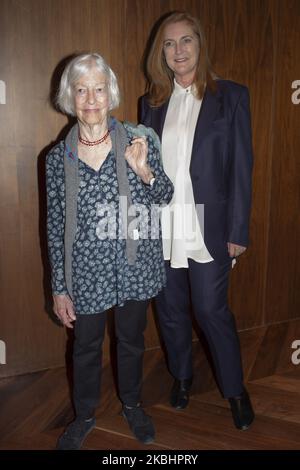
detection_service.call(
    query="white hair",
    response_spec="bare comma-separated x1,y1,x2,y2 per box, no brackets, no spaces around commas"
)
56,53,120,116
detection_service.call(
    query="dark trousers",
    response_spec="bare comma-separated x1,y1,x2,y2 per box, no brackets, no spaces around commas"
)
155,259,244,398
73,299,149,419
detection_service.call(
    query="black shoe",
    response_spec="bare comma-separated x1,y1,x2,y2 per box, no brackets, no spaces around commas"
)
122,404,155,445
170,378,193,410
56,417,96,450
228,387,255,430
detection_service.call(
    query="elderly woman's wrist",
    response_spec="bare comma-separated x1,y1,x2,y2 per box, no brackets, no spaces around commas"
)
140,168,154,184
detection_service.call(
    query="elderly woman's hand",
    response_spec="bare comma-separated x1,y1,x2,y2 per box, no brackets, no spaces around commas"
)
53,294,76,328
125,137,154,184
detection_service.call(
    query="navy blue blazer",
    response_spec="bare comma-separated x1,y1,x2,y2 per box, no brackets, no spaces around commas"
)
138,80,253,264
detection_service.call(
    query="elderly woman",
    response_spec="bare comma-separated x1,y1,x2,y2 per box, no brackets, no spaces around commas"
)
46,53,173,449
139,11,255,430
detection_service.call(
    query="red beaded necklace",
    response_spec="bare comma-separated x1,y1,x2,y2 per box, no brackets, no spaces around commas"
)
78,129,110,146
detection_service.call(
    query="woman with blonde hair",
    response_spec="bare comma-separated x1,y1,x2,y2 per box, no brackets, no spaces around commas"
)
139,11,255,430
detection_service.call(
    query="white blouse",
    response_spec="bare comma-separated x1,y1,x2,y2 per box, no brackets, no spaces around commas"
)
161,80,213,268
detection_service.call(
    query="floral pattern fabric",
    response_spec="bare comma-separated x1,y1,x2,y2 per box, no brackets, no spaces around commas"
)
46,127,173,314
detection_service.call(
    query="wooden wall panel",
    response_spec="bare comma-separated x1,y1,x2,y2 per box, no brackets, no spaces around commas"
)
191,0,277,330
265,0,300,323
0,0,127,377
123,0,162,122
0,0,299,380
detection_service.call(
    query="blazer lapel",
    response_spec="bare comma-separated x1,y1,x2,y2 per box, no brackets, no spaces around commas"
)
190,85,223,165
154,99,170,140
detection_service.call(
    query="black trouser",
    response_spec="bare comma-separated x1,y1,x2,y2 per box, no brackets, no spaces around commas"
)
73,299,149,419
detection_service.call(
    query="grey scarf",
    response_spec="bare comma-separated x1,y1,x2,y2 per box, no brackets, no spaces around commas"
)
64,117,137,298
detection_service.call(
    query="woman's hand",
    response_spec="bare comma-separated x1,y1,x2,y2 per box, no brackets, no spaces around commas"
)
53,294,76,328
227,242,247,258
125,137,153,184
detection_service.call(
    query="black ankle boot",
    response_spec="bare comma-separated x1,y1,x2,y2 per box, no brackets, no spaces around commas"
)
170,378,193,410
228,387,255,430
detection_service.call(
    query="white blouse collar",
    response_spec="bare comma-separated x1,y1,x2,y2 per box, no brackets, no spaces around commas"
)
173,79,194,96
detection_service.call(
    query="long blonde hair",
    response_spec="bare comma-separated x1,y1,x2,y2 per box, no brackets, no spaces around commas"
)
145,11,217,107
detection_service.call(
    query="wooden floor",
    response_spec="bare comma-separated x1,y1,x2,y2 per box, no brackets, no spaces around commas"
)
0,368,300,450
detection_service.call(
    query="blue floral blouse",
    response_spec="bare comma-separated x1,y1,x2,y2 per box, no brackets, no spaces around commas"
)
46,126,173,314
